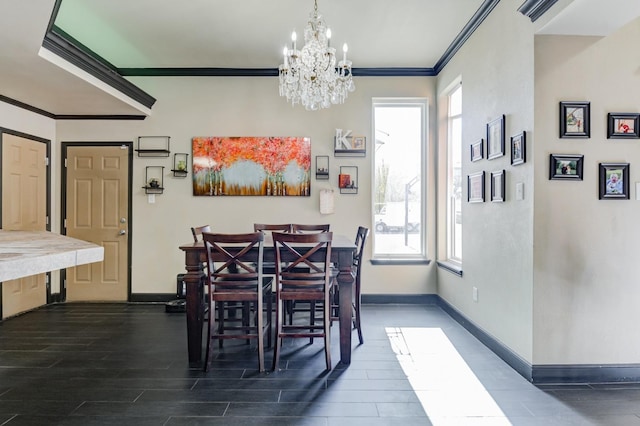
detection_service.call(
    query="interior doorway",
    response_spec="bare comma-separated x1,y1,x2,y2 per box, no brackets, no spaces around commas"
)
0,129,50,319
62,142,132,301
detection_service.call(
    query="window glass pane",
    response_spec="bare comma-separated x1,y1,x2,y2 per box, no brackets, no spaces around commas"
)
373,100,426,258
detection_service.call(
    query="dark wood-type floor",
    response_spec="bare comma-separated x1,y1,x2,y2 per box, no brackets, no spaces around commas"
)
1,303,640,425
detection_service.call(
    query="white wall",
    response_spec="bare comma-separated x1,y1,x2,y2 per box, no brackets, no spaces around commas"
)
436,0,536,362
57,76,438,296
533,18,640,364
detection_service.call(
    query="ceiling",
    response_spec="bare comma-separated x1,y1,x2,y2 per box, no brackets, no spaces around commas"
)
0,0,638,118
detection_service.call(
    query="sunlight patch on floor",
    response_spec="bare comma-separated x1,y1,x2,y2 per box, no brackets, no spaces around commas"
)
386,327,513,424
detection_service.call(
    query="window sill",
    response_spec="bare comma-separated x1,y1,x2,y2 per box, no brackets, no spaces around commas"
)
371,258,431,266
436,260,463,277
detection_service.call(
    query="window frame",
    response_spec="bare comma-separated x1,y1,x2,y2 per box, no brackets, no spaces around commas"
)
446,83,463,264
371,97,428,262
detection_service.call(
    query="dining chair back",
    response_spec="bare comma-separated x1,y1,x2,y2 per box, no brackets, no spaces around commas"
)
253,223,293,233
291,224,330,233
191,225,211,243
202,231,272,372
272,231,333,371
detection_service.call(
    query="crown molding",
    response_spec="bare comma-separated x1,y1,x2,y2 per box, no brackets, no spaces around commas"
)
118,67,436,77
434,0,500,74
518,0,559,22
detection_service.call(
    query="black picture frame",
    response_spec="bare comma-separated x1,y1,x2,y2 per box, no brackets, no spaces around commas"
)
510,131,526,166
487,115,505,160
549,154,584,180
491,170,505,203
471,139,483,162
607,113,640,139
599,163,630,200
467,171,485,203
559,101,590,138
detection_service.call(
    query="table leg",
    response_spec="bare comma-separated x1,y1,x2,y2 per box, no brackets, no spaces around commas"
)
337,251,355,365
184,250,204,367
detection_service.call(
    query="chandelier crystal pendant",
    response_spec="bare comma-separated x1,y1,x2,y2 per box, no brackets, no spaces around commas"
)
278,0,355,111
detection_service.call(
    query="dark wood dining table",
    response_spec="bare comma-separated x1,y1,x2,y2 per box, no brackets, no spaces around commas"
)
178,233,357,367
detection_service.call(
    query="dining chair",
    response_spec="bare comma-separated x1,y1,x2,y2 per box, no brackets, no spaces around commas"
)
331,226,369,344
287,224,331,329
272,231,333,371
202,231,272,373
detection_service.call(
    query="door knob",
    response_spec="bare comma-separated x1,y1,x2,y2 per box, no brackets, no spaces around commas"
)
119,229,127,235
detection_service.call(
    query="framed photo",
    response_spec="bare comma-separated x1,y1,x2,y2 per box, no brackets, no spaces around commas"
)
487,115,505,160
471,139,484,162
491,170,505,203
599,163,629,200
491,170,505,202
511,131,526,166
467,171,485,203
607,113,640,139
560,101,590,138
549,154,584,180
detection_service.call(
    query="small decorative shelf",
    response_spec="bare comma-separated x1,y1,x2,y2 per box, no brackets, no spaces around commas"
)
171,153,189,177
136,136,171,157
334,135,366,157
315,155,329,180
338,166,358,194
143,166,165,194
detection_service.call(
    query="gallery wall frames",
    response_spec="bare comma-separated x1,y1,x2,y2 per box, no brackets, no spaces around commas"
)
607,113,640,139
467,171,485,203
487,115,505,160
559,101,590,138
599,163,629,200
549,154,584,180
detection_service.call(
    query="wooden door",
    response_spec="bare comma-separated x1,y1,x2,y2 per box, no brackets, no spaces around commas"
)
1,133,47,318
64,144,130,301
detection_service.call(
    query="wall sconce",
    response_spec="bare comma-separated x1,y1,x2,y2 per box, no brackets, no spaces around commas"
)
319,189,335,214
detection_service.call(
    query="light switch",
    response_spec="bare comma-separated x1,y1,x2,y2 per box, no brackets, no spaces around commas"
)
515,182,524,201
636,182,640,201
148,194,156,204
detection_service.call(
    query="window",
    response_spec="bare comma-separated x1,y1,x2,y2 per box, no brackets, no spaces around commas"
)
447,84,462,262
372,98,427,260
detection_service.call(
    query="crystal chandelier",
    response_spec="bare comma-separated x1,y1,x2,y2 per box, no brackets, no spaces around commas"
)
278,0,355,111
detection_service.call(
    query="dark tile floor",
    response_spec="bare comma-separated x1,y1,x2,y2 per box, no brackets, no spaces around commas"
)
1,303,640,425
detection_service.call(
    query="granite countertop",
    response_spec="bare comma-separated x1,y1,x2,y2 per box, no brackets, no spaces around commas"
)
0,230,104,282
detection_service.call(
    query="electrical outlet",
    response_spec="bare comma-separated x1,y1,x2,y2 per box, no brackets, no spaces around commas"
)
472,286,478,302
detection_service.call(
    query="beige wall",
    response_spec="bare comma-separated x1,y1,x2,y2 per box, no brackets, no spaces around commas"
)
436,0,536,362
57,76,438,297
533,18,640,364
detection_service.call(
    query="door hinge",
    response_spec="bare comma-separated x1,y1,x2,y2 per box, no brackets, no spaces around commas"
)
46,216,49,226
64,158,67,168
45,157,49,166
63,218,67,229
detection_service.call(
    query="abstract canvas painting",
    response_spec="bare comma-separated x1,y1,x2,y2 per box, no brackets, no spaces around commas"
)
192,136,311,196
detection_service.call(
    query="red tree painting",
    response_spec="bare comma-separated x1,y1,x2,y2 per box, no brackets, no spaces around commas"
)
192,136,311,196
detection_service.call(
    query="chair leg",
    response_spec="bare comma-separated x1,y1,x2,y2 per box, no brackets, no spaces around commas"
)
309,300,316,344
217,301,225,349
203,299,214,372
266,290,273,348
354,300,363,345
272,298,283,371
323,295,332,371
256,299,265,372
